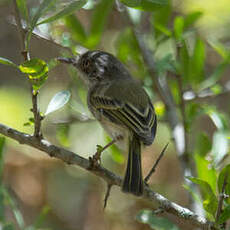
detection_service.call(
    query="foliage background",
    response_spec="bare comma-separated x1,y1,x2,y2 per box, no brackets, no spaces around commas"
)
0,0,230,229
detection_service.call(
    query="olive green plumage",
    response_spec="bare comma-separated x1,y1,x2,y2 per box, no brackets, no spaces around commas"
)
64,50,157,196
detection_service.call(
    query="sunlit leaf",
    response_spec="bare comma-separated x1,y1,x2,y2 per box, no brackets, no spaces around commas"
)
45,90,71,115
137,209,180,230
127,7,142,25
0,57,18,68
37,0,87,25
154,101,165,117
210,84,222,95
19,58,49,91
174,16,184,41
19,58,48,78
190,38,205,85
205,108,228,130
211,131,229,166
187,177,218,217
194,153,217,193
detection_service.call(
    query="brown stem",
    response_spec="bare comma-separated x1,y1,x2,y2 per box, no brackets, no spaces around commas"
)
13,0,42,138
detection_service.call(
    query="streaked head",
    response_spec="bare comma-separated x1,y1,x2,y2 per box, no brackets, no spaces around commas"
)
76,50,131,84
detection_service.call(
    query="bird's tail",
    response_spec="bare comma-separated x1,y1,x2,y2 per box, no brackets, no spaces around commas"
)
122,135,143,196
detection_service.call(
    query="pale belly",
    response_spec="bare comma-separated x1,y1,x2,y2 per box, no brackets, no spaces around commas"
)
100,119,129,153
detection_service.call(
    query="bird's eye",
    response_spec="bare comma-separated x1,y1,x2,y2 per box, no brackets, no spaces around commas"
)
82,59,90,72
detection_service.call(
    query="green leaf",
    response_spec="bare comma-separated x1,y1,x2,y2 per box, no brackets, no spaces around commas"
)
183,184,202,204
96,145,103,152
217,164,230,196
195,132,211,157
127,0,169,11
19,58,49,91
30,0,57,29
211,131,229,166
184,11,203,29
19,58,48,78
179,40,190,82
0,57,18,68
205,108,228,131
0,137,5,179
155,54,176,74
121,0,168,10
37,0,87,25
3,223,15,230
56,125,70,147
217,204,230,225
174,16,184,41
190,38,205,85
187,177,218,217
199,59,229,91
33,206,51,228
194,153,217,193
86,0,114,48
120,0,141,7
65,14,87,44
45,90,71,115
16,0,29,23
208,40,230,60
185,103,202,130
137,209,180,230
3,189,25,229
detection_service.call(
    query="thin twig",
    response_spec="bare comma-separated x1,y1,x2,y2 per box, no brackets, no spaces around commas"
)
0,123,217,229
104,184,113,209
89,138,119,169
144,143,169,183
13,1,43,138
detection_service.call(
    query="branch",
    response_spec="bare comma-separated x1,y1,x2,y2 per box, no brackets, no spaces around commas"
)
183,82,230,102
0,123,217,229
13,1,43,138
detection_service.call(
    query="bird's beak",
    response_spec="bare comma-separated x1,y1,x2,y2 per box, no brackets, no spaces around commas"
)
57,55,80,68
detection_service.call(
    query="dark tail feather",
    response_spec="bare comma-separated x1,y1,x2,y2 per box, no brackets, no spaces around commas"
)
122,135,143,196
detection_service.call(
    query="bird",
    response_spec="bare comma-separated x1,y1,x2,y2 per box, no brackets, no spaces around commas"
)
58,50,157,196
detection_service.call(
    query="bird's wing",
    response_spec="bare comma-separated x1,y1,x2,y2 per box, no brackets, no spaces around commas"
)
90,94,157,145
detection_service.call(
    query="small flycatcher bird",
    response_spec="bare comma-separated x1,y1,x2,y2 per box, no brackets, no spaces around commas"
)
59,50,157,196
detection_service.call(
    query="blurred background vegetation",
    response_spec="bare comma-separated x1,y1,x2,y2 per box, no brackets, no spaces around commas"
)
0,0,230,229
